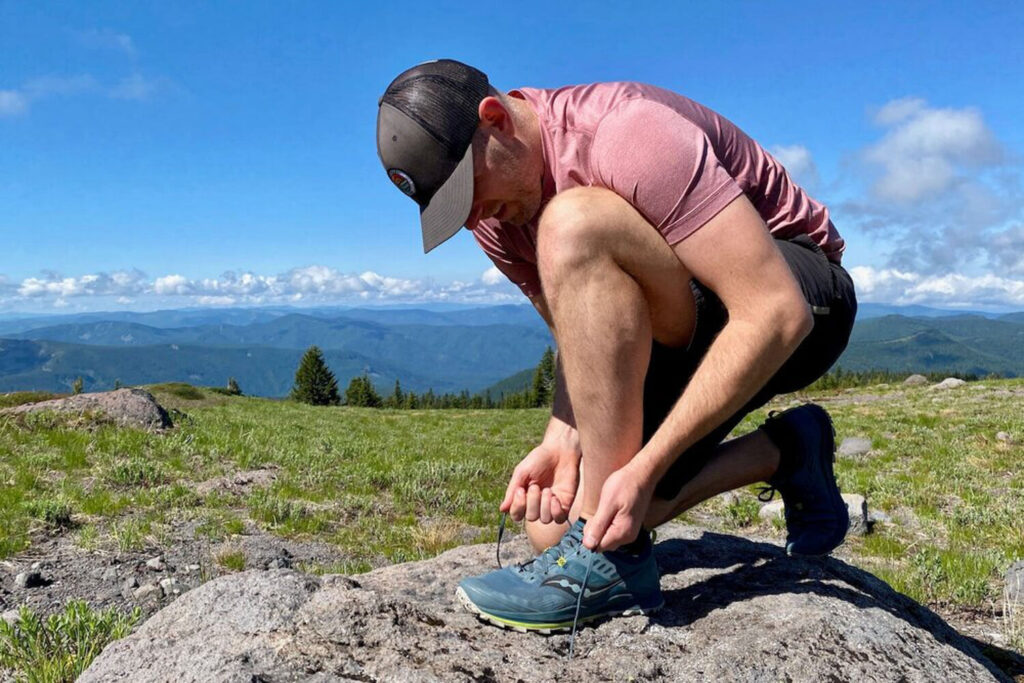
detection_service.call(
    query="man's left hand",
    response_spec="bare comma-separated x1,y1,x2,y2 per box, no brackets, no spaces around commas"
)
582,463,654,552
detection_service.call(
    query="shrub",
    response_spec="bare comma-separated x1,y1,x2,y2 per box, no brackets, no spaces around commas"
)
0,600,141,681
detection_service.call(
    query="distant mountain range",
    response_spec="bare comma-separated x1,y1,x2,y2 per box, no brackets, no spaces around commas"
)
0,304,1020,397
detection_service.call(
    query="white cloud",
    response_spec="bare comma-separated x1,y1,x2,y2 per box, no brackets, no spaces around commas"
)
769,144,819,188
0,90,28,116
72,28,136,56
850,265,1024,307
10,264,522,310
0,73,163,116
864,99,1002,203
481,266,504,285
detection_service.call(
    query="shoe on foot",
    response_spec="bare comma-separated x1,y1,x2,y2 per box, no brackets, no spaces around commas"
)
456,519,663,633
759,403,848,556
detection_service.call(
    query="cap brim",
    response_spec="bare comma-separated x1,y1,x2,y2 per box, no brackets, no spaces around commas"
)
420,143,474,253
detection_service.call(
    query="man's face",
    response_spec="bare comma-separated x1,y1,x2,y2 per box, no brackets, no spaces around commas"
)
464,107,543,230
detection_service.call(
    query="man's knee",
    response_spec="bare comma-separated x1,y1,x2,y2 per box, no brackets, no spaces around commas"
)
536,187,630,284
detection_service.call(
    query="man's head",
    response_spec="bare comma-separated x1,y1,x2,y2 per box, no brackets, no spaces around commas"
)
377,59,543,253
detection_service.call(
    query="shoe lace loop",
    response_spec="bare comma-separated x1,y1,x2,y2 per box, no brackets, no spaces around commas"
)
757,485,777,502
496,513,507,569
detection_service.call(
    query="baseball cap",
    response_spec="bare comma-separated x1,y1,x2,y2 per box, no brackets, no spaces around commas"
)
377,59,490,253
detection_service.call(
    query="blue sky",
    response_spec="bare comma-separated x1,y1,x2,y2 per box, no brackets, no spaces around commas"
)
2,1,1022,313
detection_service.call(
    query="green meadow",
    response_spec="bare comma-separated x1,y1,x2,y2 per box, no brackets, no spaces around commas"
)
0,378,1021,671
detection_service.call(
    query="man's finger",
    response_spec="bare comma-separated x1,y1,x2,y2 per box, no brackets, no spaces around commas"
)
500,468,528,512
550,496,567,524
510,487,527,522
525,484,541,522
539,488,553,524
583,504,614,550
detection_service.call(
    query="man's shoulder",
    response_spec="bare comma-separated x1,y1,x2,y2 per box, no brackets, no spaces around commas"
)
515,82,693,133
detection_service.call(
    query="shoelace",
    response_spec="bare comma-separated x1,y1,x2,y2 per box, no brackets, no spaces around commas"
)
493,513,592,660
757,485,777,502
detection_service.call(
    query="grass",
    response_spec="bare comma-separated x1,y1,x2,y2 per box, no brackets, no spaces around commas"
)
214,546,246,572
0,601,141,682
0,379,1020,656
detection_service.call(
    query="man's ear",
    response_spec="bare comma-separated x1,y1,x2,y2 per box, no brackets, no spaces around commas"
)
478,96,511,133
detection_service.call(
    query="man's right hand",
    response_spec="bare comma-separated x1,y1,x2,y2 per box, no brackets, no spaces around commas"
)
500,418,581,524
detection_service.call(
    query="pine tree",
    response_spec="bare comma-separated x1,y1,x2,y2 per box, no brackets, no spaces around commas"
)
226,377,242,396
72,377,84,395
385,379,404,408
290,346,340,406
531,346,556,407
345,373,382,407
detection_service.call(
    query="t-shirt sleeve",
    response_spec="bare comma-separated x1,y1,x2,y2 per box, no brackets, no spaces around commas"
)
590,99,743,245
471,220,542,298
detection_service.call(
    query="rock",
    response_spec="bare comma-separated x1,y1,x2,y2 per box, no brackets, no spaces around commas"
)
80,524,1006,682
186,564,201,574
837,436,872,458
0,388,172,430
133,582,163,603
719,491,740,507
1,609,19,625
30,562,41,571
14,571,45,588
903,374,929,386
263,547,293,570
931,377,967,390
146,556,166,572
121,576,139,600
101,566,119,583
995,431,1013,444
159,578,179,594
868,509,892,525
758,499,785,521
1005,560,1024,607
842,493,870,535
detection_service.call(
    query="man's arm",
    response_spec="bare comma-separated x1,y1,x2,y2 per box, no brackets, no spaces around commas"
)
632,194,811,488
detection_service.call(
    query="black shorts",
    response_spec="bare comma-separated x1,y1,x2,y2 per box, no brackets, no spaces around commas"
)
554,233,858,500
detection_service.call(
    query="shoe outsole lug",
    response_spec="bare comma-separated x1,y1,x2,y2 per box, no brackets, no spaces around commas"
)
455,586,663,634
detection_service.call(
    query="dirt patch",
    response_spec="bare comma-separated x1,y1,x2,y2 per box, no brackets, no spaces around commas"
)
0,518,355,624
194,468,279,497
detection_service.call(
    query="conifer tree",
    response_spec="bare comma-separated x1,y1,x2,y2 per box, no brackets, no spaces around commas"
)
290,346,340,406
385,379,404,408
531,346,556,407
344,373,382,407
226,377,242,396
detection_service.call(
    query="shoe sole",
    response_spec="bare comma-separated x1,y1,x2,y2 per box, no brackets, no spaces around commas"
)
786,405,849,557
455,586,664,634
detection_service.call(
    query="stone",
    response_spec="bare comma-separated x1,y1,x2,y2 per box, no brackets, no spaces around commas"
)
719,491,740,507
101,566,119,583
1005,560,1024,607
14,571,45,588
758,499,784,521
931,377,967,390
903,373,929,386
159,578,179,594
121,576,139,600
80,524,1007,682
0,388,172,430
186,564,201,573
133,583,163,603
995,431,1013,443
146,556,166,572
842,493,870,535
1,609,19,625
868,509,892,525
838,436,872,458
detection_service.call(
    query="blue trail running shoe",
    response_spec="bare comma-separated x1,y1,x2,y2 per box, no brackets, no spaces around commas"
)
759,403,849,556
456,519,663,636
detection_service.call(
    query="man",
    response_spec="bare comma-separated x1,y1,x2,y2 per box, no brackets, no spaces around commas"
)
376,59,856,634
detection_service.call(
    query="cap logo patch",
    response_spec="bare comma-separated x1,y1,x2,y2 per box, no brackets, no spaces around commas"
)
388,169,416,197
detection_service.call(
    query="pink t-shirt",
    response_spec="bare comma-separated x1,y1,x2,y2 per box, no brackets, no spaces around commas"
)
472,82,844,298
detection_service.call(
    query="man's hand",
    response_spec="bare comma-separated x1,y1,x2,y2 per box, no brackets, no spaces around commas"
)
583,463,654,552
500,437,581,524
